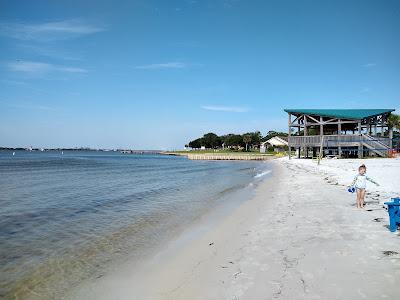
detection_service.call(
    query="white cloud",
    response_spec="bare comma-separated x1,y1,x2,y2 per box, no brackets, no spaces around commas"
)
0,19,105,41
11,103,56,111
135,62,187,69
8,61,87,74
58,66,87,73
0,100,56,111
0,79,27,85
363,63,376,68
201,105,249,113
18,44,82,61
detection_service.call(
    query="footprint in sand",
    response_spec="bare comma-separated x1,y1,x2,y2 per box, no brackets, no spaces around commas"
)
382,250,399,256
373,218,384,222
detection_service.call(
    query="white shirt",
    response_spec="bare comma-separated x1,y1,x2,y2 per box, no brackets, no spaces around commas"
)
351,174,377,189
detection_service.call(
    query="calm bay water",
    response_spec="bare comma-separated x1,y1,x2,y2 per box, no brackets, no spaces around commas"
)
0,151,270,299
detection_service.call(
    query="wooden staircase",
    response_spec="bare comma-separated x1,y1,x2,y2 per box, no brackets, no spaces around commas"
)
362,134,390,157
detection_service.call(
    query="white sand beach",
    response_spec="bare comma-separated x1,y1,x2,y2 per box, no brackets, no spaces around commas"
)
69,158,400,300
281,157,400,205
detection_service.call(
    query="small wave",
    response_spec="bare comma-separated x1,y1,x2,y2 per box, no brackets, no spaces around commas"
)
238,167,254,171
254,170,271,178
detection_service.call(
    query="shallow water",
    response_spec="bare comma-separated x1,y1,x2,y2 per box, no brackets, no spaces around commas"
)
0,150,270,299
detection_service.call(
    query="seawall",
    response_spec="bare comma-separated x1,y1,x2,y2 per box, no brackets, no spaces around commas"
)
187,154,272,160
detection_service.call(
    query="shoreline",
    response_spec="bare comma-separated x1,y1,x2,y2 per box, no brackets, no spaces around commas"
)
68,158,400,299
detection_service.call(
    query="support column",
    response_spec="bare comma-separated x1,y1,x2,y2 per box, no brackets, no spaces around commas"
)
297,118,301,158
320,116,324,157
358,120,363,158
288,113,291,159
303,116,308,158
338,119,342,158
320,116,323,136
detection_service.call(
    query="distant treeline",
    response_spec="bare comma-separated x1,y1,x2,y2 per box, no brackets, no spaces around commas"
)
186,131,288,150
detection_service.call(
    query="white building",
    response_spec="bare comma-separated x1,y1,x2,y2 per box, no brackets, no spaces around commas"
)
260,136,288,153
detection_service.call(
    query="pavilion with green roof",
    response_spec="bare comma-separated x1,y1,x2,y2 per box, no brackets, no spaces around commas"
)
284,108,395,158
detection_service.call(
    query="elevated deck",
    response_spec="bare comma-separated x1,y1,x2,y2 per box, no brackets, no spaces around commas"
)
288,134,390,147
285,109,395,158
288,134,391,157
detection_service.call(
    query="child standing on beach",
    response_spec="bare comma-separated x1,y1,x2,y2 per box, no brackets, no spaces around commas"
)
349,164,379,209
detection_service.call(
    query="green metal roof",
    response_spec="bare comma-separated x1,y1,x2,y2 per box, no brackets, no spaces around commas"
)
284,109,395,120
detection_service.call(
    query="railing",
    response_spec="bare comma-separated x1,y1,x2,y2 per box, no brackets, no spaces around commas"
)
288,135,359,146
288,134,391,148
288,135,322,146
361,134,390,156
363,134,391,147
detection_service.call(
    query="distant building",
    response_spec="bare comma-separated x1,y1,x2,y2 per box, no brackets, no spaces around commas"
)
260,136,288,153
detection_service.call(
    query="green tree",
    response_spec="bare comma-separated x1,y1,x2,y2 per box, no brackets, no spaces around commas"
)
388,113,400,131
252,131,262,146
202,133,222,148
188,138,203,149
243,134,252,151
224,134,244,148
388,114,400,149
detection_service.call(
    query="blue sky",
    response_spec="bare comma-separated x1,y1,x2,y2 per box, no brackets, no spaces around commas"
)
0,0,399,149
